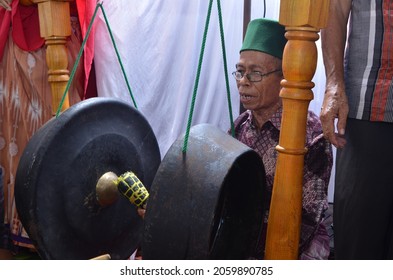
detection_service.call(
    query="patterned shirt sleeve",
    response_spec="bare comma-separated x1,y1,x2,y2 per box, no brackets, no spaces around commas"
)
299,112,333,257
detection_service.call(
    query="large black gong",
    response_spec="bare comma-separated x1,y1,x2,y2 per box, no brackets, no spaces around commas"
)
15,97,161,260
143,123,266,259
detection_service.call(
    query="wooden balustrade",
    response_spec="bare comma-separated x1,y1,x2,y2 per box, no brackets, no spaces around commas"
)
32,0,73,115
264,0,330,260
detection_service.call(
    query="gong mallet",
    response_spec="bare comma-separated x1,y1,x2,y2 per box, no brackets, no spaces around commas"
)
96,171,149,211
92,171,148,260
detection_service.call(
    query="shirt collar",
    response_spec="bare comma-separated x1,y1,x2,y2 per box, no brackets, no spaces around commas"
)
247,106,283,131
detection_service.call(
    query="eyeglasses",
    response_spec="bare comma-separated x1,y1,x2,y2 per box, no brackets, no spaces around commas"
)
232,69,282,82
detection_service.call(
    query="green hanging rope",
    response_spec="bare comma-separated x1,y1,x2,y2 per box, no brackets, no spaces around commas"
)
182,0,214,152
217,0,235,137
99,3,138,109
56,2,137,117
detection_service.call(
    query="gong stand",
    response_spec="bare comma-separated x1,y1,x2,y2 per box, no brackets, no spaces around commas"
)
264,0,330,259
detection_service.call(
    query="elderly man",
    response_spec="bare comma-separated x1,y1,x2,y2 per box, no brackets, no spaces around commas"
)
231,18,333,259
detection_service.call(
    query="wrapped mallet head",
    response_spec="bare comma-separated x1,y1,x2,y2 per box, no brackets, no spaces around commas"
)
96,171,149,209
116,171,149,209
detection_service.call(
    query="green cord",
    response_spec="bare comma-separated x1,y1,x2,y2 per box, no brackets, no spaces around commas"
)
56,2,101,117
58,1,235,148
217,0,235,137
99,3,138,109
56,2,137,117
182,0,235,151
182,0,214,153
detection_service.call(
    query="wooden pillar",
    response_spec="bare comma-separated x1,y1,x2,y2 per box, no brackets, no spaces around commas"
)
32,0,73,115
240,0,251,114
243,0,251,40
264,0,329,260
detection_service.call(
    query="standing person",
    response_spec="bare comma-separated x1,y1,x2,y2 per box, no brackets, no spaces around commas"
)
231,18,333,259
321,0,393,259
0,0,95,259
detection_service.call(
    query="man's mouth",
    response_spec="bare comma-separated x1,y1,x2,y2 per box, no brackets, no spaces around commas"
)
240,94,254,101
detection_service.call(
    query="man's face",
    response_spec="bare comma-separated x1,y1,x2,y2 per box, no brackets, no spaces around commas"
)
235,51,282,112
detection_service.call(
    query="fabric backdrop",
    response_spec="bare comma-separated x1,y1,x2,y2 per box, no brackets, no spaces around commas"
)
92,0,335,202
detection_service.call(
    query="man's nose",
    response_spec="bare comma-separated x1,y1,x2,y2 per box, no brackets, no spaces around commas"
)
238,75,250,85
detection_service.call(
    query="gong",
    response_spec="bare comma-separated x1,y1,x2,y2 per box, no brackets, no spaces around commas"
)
143,123,266,259
15,97,161,260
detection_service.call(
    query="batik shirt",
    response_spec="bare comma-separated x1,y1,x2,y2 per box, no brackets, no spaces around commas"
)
232,107,333,259
345,0,393,121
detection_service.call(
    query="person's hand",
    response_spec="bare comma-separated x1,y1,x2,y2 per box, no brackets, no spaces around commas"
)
0,0,12,10
137,207,146,219
320,82,349,148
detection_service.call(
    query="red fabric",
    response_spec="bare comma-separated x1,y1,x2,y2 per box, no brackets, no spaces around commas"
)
0,9,11,59
76,0,96,97
84,60,98,99
0,0,96,97
1,0,44,59
11,2,44,52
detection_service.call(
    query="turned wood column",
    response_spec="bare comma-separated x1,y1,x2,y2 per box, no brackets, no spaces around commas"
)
264,0,329,260
32,0,73,115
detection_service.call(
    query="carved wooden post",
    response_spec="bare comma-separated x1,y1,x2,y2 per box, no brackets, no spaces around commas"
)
264,0,329,259
32,0,73,115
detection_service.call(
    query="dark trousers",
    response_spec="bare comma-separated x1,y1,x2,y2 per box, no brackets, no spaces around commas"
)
334,118,393,259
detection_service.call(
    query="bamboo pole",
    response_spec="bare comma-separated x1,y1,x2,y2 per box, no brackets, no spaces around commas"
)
32,0,73,115
264,0,329,260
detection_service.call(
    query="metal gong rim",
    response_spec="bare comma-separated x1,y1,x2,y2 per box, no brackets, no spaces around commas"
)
15,97,161,260
143,123,266,260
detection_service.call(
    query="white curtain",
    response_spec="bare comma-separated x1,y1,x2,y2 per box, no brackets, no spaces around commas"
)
93,0,335,202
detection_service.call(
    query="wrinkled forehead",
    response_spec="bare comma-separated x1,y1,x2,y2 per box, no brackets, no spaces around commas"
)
236,50,281,70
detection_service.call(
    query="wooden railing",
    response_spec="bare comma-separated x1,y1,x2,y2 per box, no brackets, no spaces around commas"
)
33,0,73,115
264,0,329,259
